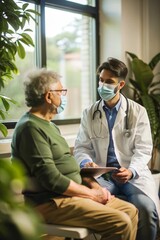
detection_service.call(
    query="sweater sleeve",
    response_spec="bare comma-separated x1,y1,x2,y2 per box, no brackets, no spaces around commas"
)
16,125,71,194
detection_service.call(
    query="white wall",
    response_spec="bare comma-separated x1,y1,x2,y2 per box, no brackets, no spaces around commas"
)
122,0,160,62
99,0,122,61
100,0,160,63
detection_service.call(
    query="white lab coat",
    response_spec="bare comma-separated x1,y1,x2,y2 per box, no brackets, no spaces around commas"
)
74,94,160,217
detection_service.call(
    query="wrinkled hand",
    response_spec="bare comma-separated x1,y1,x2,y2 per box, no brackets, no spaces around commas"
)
84,162,99,168
112,167,133,183
91,187,114,204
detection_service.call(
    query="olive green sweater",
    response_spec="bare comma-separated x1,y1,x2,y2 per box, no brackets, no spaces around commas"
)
11,112,81,205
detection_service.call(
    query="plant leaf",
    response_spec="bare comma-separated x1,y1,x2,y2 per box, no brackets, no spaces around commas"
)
129,78,142,92
126,51,138,60
149,53,160,70
131,58,154,93
22,3,29,11
0,95,17,104
141,95,159,139
1,98,10,111
0,123,8,137
17,41,26,59
0,110,6,120
20,33,34,46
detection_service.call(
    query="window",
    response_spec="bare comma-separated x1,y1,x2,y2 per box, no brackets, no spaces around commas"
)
1,0,99,126
65,0,95,6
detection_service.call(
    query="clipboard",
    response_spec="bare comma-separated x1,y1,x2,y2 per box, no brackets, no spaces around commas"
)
80,167,119,178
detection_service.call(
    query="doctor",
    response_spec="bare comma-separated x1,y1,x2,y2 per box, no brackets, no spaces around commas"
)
74,57,160,240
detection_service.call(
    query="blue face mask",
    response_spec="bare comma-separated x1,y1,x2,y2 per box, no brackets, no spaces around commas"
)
97,82,119,101
57,95,67,114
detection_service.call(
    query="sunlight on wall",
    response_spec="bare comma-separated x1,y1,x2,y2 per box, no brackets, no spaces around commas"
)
99,0,121,62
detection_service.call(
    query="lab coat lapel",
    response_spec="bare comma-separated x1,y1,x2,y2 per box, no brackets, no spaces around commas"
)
114,94,127,128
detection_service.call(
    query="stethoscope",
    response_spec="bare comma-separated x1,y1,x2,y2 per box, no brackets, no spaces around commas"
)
92,94,131,137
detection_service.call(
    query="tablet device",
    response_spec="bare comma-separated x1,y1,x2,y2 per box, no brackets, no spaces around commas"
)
80,167,119,178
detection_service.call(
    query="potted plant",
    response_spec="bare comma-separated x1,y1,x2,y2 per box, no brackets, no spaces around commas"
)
125,51,160,172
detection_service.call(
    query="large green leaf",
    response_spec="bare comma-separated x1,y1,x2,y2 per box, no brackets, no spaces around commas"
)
126,51,138,60
131,58,154,93
129,78,142,92
125,51,160,157
141,95,159,140
149,53,160,70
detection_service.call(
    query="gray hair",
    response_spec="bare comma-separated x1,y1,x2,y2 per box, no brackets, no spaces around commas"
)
24,68,61,107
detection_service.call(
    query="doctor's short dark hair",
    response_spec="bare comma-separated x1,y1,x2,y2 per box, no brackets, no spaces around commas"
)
97,57,128,80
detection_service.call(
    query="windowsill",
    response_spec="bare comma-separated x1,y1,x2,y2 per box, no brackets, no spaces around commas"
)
0,124,80,157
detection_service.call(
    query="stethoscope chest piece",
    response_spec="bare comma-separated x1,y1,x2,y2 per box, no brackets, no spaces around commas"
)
123,129,131,138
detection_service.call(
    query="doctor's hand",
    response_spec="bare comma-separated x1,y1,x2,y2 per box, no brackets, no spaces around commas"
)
111,167,133,184
84,162,99,168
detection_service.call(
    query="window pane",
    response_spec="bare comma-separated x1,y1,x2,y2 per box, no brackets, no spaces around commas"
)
45,7,96,120
1,2,36,121
1,1,97,123
65,0,95,6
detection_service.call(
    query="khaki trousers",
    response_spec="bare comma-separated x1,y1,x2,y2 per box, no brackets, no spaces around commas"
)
35,197,138,240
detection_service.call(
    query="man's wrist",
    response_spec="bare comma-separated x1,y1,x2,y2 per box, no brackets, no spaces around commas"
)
80,159,92,168
128,167,137,179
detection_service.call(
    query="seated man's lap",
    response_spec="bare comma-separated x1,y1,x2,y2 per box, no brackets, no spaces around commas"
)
34,196,137,230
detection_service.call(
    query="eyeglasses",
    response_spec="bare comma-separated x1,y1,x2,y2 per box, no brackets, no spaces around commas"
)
49,89,67,96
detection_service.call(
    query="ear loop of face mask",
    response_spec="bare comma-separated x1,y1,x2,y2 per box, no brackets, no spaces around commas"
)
49,91,67,114
56,95,67,114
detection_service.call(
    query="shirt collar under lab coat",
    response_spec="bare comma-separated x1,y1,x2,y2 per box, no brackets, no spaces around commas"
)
101,95,122,112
